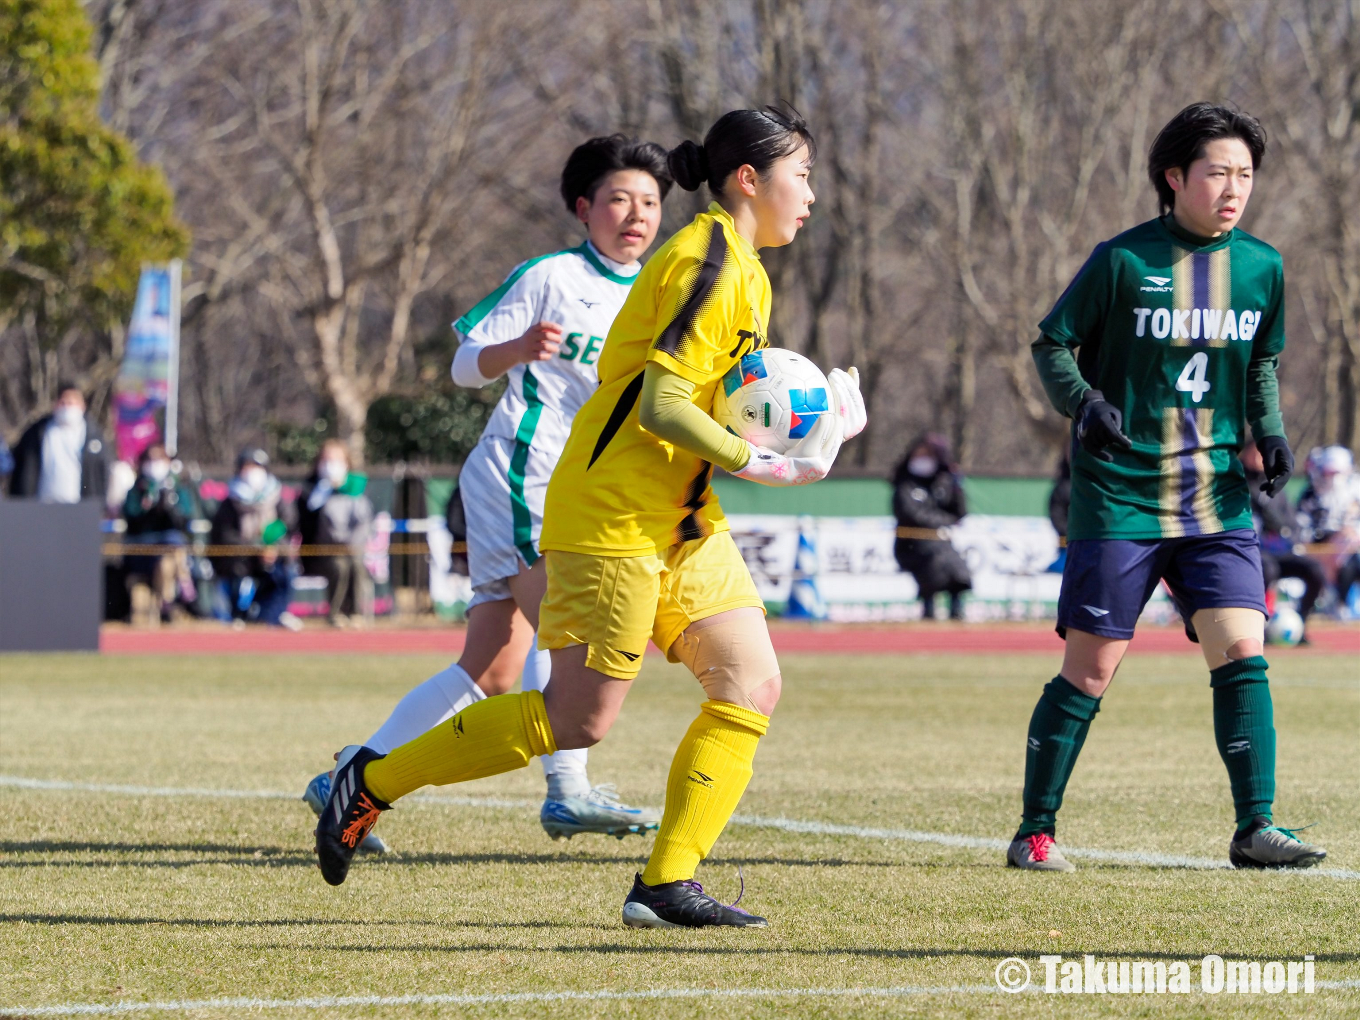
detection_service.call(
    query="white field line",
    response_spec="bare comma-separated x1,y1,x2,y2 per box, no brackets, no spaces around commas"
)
3,775,1357,880
0,986,983,1017
5,980,1359,1017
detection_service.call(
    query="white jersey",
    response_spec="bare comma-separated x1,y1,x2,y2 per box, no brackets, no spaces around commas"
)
451,241,638,590
453,241,639,455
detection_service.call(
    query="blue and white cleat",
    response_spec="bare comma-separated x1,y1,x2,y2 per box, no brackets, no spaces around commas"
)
540,784,660,841
303,747,390,855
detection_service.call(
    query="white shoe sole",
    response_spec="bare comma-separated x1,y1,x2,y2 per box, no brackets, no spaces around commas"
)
622,902,682,929
543,821,658,841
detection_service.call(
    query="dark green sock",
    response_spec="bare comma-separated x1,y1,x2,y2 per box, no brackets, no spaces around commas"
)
1210,655,1275,831
1018,676,1101,837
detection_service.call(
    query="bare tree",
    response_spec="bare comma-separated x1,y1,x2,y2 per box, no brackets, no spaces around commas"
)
1223,0,1360,452
27,0,1345,476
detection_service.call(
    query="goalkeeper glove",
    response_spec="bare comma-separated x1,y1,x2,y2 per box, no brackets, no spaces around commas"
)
1257,435,1293,497
1075,389,1132,462
734,411,843,487
827,366,867,440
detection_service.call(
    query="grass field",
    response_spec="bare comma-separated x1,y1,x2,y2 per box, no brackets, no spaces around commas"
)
2,647,1357,1018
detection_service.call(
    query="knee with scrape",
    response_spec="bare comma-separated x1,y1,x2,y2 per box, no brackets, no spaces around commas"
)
1192,607,1266,669
669,608,780,713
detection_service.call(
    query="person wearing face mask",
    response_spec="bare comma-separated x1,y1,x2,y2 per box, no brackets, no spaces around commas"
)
122,444,200,623
1296,445,1360,613
9,383,109,502
297,440,374,628
210,447,300,629
892,433,973,621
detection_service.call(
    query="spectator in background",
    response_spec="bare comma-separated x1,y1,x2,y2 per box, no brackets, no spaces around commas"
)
1298,445,1360,613
8,383,109,502
892,433,972,620
210,448,301,630
297,439,374,628
123,443,199,624
1240,442,1325,636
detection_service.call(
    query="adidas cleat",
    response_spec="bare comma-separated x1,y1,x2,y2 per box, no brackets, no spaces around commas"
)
1007,831,1076,872
540,784,661,840
1230,824,1327,869
303,762,389,854
315,746,390,886
621,873,767,929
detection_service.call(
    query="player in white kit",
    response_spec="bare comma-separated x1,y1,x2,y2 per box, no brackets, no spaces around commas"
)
304,136,671,846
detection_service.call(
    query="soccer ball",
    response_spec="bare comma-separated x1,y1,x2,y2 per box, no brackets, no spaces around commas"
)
712,348,831,455
1265,606,1304,646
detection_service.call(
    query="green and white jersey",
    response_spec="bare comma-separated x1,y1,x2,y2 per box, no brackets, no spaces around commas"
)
453,241,639,455
1039,216,1286,541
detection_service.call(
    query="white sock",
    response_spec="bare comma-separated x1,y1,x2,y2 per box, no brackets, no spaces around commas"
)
520,637,591,796
520,641,551,693
364,662,485,754
544,749,590,799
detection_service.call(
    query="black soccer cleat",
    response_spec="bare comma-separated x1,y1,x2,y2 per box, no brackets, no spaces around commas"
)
315,746,390,886
621,872,767,928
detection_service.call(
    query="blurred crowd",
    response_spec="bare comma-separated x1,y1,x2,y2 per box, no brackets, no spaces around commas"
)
1,386,374,631
1042,443,1360,641
4,388,1359,635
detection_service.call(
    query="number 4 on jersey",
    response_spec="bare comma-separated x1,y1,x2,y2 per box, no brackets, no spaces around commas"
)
1176,351,1212,403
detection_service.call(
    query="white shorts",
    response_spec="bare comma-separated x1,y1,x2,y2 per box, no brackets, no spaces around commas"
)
459,434,551,610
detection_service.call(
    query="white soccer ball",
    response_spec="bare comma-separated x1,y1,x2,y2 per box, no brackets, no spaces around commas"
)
712,348,831,455
1265,606,1304,646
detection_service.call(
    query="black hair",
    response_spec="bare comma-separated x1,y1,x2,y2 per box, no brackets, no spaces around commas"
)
55,380,83,399
1147,102,1266,216
237,447,269,471
560,134,673,213
667,105,816,195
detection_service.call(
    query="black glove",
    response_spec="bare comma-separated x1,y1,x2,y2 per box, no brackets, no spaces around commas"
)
1075,389,1132,462
1257,435,1293,497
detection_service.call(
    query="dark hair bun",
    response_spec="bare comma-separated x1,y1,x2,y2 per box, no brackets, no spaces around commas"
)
667,140,709,192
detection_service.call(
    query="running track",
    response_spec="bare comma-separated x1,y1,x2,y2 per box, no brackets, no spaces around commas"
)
97,622,1360,656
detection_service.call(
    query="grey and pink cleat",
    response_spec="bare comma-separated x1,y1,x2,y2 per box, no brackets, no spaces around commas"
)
1007,831,1076,872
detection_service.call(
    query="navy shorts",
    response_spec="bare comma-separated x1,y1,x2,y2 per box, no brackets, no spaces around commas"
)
1057,529,1266,641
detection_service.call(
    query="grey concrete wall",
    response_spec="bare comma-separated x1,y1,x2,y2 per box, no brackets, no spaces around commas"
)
0,500,102,652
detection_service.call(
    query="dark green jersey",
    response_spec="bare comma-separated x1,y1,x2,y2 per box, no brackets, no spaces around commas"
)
1036,216,1286,541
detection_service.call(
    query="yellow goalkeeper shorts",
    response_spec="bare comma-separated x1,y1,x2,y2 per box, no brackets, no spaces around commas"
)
538,532,765,680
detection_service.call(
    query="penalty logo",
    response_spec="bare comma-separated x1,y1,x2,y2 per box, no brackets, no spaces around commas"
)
688,770,715,789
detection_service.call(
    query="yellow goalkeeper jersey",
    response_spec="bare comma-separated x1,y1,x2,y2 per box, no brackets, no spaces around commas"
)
540,202,771,556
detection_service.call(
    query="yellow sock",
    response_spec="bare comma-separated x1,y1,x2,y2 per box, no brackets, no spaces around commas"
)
365,690,556,803
641,700,769,886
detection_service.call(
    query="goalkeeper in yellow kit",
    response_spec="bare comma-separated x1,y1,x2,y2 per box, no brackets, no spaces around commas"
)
315,106,867,928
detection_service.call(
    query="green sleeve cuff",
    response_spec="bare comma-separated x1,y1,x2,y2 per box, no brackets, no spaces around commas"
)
1031,333,1090,418
1246,356,1285,440
638,363,751,472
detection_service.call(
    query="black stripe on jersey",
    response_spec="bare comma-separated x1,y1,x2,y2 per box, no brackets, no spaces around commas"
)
676,462,713,543
587,371,645,470
653,220,728,363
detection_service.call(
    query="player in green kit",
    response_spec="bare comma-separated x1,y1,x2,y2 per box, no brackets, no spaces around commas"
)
1007,103,1326,871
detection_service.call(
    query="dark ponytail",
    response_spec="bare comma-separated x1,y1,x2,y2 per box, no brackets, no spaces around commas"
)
667,105,816,195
